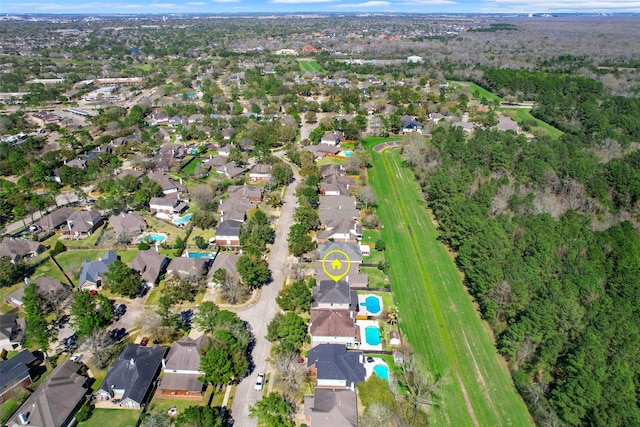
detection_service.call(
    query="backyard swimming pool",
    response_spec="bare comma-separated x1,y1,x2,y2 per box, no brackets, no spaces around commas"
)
373,364,390,383
142,233,166,242
173,213,193,225
361,295,381,315
188,252,216,259
365,326,381,346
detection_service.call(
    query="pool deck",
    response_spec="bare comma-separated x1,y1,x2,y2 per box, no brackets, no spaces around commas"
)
356,319,382,351
357,294,383,317
364,357,390,382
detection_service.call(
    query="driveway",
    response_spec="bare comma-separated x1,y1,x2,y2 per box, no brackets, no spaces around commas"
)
229,157,301,426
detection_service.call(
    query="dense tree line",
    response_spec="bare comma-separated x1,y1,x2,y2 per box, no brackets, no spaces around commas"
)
405,122,640,425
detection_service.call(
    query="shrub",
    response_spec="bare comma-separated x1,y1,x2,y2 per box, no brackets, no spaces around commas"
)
138,242,150,250
375,239,386,251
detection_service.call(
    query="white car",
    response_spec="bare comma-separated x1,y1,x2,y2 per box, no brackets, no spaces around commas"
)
255,373,265,391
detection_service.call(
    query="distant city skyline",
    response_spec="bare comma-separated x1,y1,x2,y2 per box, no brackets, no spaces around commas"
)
3,0,640,15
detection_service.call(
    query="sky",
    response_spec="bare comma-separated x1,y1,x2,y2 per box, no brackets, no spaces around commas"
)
3,0,640,15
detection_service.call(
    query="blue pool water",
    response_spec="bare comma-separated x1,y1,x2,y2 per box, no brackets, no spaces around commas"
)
173,213,193,224
188,148,198,155
344,151,352,157
365,296,381,314
365,326,381,346
373,364,390,383
188,252,216,259
144,233,166,242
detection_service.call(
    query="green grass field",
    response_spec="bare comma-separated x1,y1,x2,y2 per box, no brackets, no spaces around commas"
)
500,108,563,139
78,409,140,427
452,81,503,104
298,60,325,73
365,138,532,426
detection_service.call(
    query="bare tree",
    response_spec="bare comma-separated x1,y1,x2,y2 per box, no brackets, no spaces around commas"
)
270,351,306,402
190,184,215,208
400,354,448,409
219,277,250,305
356,186,378,211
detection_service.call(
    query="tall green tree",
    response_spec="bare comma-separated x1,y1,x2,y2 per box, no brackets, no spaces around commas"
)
249,393,294,427
70,291,113,336
106,259,142,298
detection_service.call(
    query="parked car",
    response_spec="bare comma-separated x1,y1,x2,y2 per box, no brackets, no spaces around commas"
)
113,303,126,320
255,373,265,391
140,336,150,346
70,353,82,362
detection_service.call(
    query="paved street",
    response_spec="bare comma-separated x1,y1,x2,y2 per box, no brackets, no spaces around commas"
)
229,159,301,427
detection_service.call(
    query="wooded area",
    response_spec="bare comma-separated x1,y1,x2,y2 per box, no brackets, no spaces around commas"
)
403,69,640,426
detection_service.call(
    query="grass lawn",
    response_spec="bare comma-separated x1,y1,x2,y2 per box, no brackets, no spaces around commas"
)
146,385,214,415
298,60,325,73
363,246,385,265
31,258,66,283
0,391,29,424
78,409,140,427
361,267,389,289
452,81,503,104
181,157,203,176
316,156,345,167
361,229,380,245
500,107,563,139
55,249,138,281
0,282,24,314
365,138,532,426
187,228,217,246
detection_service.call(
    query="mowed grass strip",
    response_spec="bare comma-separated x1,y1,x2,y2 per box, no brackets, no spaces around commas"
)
366,141,532,426
298,60,325,73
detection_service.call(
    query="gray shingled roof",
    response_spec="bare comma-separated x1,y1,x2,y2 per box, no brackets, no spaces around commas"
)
109,212,147,237
164,336,204,371
216,220,242,238
97,344,167,406
317,242,363,263
307,344,365,387
0,349,36,395
309,389,357,427
78,251,117,289
37,207,75,230
129,250,168,284
312,281,351,307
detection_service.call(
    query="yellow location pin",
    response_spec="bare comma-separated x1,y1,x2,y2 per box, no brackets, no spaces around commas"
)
322,249,351,283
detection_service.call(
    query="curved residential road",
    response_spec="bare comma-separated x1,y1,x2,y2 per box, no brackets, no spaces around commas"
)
230,157,300,426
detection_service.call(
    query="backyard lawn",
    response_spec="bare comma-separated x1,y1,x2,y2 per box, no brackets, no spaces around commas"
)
500,107,563,139
365,138,532,426
360,267,388,289
55,249,138,281
78,409,140,427
32,258,66,283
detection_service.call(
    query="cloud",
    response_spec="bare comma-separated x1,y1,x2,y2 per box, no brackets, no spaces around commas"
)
270,0,338,4
398,0,455,4
211,0,241,3
332,0,390,7
480,0,640,11
186,1,207,4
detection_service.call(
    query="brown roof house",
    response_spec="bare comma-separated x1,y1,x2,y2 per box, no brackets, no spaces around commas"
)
166,257,210,282
158,335,206,397
37,207,75,231
206,253,241,288
109,212,147,238
214,220,242,248
304,388,357,427
129,250,169,286
310,310,359,348
64,210,103,237
149,196,188,216
6,360,90,427
249,164,272,182
5,276,70,312
96,344,167,409
219,197,254,223
227,185,263,202
0,239,45,263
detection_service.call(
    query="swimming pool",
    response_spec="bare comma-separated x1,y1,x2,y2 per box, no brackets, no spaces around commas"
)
373,364,390,383
173,213,193,225
344,151,352,157
364,295,381,314
188,252,216,259
143,233,166,243
365,326,381,346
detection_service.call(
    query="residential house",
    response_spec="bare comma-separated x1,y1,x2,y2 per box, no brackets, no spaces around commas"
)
316,219,361,244
314,263,368,289
320,175,354,196
206,253,241,287
30,111,61,127
310,310,359,347
219,197,254,223
307,344,366,390
317,242,363,265
202,155,228,170
496,116,520,133
401,115,421,133
150,111,169,126
453,121,475,135
429,112,445,123
304,388,358,427
109,212,147,238
158,336,206,397
151,143,187,171
220,129,234,141
166,257,210,281
168,116,185,127
320,131,344,146
319,195,357,211
312,280,357,311
6,360,90,427
218,145,232,156
37,207,75,231
0,239,45,263
249,164,272,182
78,250,118,291
187,114,204,124
149,196,188,215
64,209,103,236
318,209,359,229
0,350,36,403
96,344,167,409
0,314,25,352
304,144,341,159
115,169,145,181
214,220,242,248
227,185,263,202
147,171,186,195
5,276,70,311
320,164,346,179
216,162,247,179
129,250,169,286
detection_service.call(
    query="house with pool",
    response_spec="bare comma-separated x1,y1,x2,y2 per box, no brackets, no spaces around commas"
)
149,196,188,216
310,309,360,348
307,344,365,390
129,250,169,287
